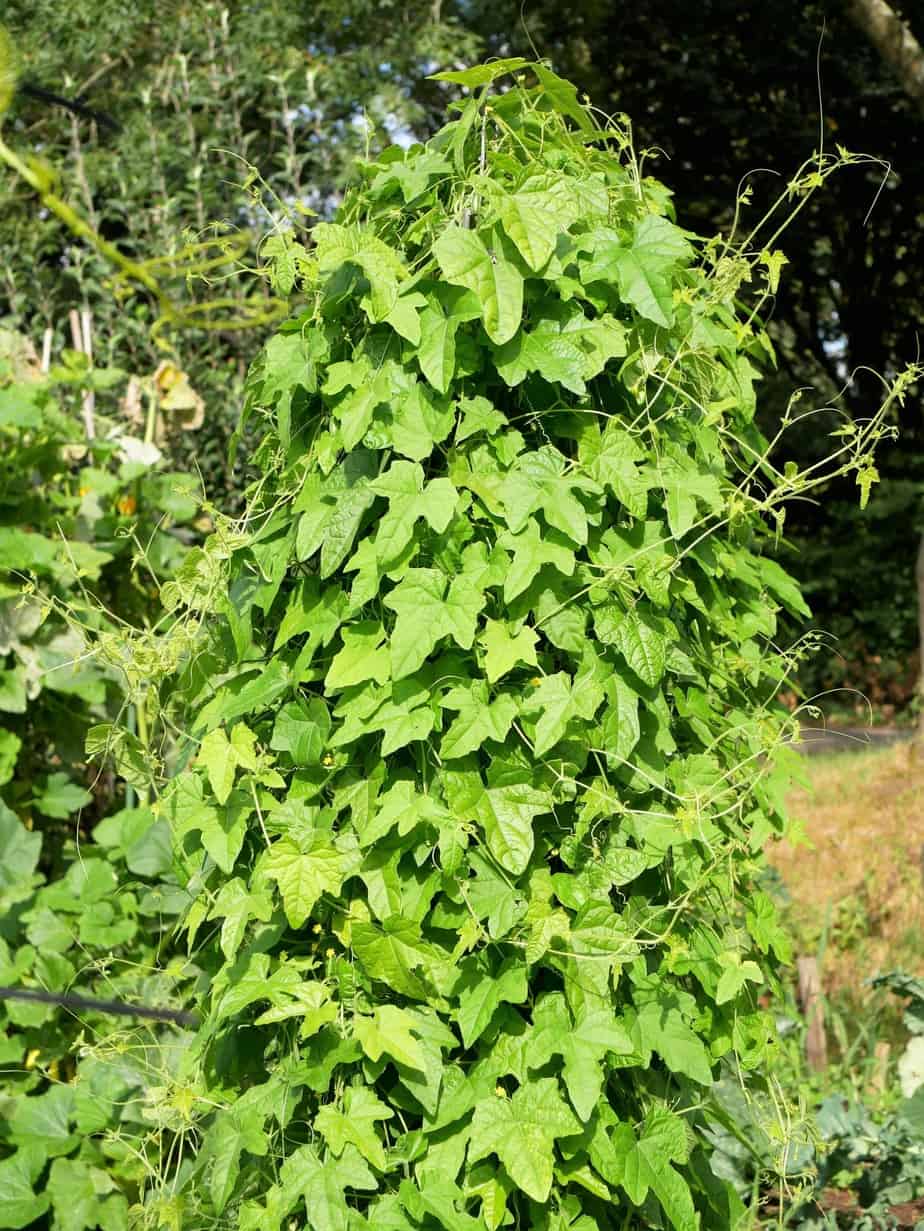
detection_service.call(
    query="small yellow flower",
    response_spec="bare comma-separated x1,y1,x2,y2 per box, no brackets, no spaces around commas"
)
312,923,322,935
494,1084,507,1099
24,1048,40,1070
117,494,137,516
325,947,335,958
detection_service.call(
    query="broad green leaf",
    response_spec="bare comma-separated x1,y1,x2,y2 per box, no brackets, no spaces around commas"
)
204,1108,269,1215
198,797,251,874
271,698,330,766
612,1106,697,1231
0,799,42,891
315,1086,393,1171
166,774,247,873
615,248,673,326
253,981,338,1036
208,878,274,960
715,953,763,1005
320,483,376,577
194,659,291,730
479,619,539,683
499,446,595,545
533,64,599,134
350,917,453,1001
495,325,586,394
354,1004,426,1072
582,421,649,518
441,573,485,650
34,772,92,819
473,782,551,875
524,671,603,757
614,215,693,327
660,458,724,539
495,303,626,394
276,578,348,656
325,622,390,690
314,222,407,321
279,1144,376,1231
456,394,506,442
753,555,812,618
601,675,641,765
355,778,447,848
528,994,635,1121
430,57,531,87
264,839,344,927
433,226,524,345
455,956,527,1047
0,728,21,786
746,891,792,962
384,569,448,679
198,728,236,805
0,1147,50,1228
371,698,436,757
468,1077,581,1202
370,149,451,203
636,1001,712,1085
390,380,456,462
440,682,518,759
385,290,425,344
417,288,480,393
370,461,457,566
606,608,667,688
488,179,564,271
8,1084,76,1155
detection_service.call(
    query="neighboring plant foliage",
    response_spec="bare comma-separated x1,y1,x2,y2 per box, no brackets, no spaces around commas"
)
1,61,906,1230
781,477,924,717
0,328,200,826
0,328,202,1231
707,972,924,1226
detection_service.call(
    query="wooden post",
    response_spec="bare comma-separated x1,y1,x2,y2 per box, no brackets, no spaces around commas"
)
798,956,827,1071
67,307,95,439
870,1040,891,1095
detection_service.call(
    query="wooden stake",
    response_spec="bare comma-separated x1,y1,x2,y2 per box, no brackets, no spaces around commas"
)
80,307,95,439
798,955,828,1071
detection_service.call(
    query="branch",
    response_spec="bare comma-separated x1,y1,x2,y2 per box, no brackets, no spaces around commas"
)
845,0,924,117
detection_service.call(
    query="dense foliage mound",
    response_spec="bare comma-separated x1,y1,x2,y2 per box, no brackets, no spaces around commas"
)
14,59,890,1230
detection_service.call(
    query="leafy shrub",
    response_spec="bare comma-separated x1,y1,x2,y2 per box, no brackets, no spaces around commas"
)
0,328,203,1231
3,60,904,1230
0,328,200,823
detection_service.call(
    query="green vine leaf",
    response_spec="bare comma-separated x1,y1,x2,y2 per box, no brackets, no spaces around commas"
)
433,226,524,345
468,1078,581,1202
263,839,344,928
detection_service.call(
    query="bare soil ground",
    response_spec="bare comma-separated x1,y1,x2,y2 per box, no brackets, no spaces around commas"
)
768,742,924,1001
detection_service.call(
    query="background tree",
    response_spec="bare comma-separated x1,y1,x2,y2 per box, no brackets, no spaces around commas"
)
0,0,478,505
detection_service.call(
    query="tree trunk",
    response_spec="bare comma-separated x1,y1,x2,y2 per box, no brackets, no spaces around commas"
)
917,530,924,737
844,0,924,119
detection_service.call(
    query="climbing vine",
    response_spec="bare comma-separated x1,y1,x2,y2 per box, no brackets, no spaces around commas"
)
54,58,911,1229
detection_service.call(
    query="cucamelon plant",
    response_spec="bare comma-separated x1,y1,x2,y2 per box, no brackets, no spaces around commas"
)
125,58,902,1231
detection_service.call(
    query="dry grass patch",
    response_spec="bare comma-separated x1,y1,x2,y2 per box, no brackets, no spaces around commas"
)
768,741,924,1004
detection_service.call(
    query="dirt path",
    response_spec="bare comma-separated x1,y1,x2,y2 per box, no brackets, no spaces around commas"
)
793,725,915,756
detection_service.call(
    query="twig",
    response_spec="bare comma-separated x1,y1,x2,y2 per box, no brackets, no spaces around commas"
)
0,985,197,1027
